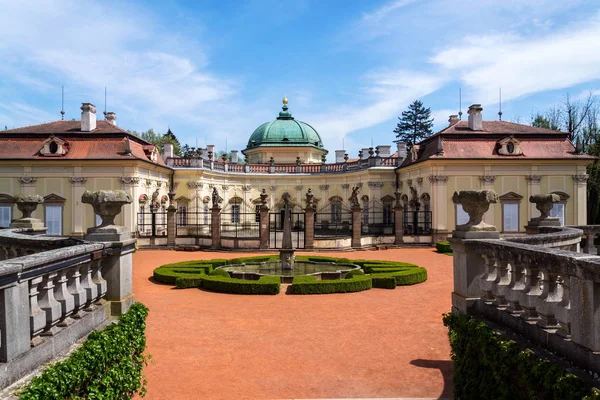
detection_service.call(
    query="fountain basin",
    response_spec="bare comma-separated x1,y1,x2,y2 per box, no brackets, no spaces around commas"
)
220,261,361,284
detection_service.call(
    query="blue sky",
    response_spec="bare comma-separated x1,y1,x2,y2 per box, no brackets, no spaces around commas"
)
1,0,600,159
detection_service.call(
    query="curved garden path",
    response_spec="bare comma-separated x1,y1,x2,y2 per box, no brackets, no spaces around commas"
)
133,248,453,400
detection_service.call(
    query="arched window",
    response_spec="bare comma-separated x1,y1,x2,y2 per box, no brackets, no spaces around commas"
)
178,205,188,226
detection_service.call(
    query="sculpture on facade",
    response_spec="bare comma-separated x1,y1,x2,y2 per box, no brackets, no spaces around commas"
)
260,188,269,207
211,187,223,208
305,188,315,208
349,186,360,208
151,188,160,210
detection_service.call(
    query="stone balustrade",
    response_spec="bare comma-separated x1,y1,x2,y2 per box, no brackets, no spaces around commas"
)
451,189,600,376
569,225,600,255
0,190,136,390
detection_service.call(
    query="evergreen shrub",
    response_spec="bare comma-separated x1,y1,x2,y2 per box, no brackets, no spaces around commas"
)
290,275,372,294
19,303,150,400
435,241,452,253
443,312,600,400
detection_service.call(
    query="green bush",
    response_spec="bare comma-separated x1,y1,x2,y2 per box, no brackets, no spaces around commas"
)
209,268,230,277
443,312,600,400
153,267,207,284
335,257,352,264
371,267,427,286
436,241,452,253
227,256,278,265
201,275,280,295
290,275,372,294
370,275,397,289
175,277,204,289
344,269,365,279
302,256,339,263
19,303,150,399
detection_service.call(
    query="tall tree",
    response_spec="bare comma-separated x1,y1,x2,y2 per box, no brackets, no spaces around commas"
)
129,129,182,156
394,100,434,147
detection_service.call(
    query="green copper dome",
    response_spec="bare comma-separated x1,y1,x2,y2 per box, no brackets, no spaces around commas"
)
245,99,324,150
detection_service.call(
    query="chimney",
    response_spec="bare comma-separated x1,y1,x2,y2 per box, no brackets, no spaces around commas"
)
80,103,97,132
397,141,407,161
105,111,117,126
361,148,369,160
231,150,239,163
163,143,174,159
467,104,483,131
448,115,459,126
377,145,391,157
335,150,346,163
207,144,215,155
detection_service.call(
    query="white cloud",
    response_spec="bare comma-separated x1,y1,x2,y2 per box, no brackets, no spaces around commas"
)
431,12,600,104
362,0,420,22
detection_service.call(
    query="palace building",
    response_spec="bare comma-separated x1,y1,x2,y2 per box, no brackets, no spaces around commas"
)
0,99,592,249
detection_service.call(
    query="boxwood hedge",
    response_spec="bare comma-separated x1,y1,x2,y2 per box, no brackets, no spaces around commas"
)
153,255,427,295
436,241,452,253
290,275,372,294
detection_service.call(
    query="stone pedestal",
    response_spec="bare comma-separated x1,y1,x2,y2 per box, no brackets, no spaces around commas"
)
101,241,135,315
82,190,133,241
259,206,269,250
167,205,176,247
211,206,221,249
394,206,404,245
0,281,31,362
304,207,315,249
351,207,362,248
11,194,46,233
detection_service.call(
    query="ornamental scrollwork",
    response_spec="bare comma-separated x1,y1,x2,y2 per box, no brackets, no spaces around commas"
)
69,176,87,185
416,177,423,185
242,184,252,192
295,185,303,191
427,175,448,184
187,182,203,189
119,177,140,185
319,184,329,191
341,184,350,189
479,175,496,184
572,174,589,183
525,175,542,184
18,176,37,185
367,181,384,188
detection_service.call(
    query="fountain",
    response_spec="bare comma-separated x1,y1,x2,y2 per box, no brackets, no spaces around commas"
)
279,192,295,270
219,189,360,283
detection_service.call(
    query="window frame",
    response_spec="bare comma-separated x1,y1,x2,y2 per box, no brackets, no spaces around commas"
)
44,204,63,236
502,202,520,232
0,205,12,228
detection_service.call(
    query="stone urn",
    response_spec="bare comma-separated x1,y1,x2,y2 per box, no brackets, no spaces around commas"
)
82,190,132,241
11,194,46,230
525,194,561,233
452,190,499,238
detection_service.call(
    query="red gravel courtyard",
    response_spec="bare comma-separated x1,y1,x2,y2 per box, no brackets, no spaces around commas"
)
133,248,453,400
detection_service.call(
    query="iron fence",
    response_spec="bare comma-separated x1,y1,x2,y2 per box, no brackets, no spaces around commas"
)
221,212,260,239
176,211,211,237
136,211,168,237
269,212,305,249
403,210,432,235
362,210,394,235
314,211,352,237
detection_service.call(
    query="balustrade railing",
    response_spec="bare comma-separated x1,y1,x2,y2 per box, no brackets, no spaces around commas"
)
167,156,400,174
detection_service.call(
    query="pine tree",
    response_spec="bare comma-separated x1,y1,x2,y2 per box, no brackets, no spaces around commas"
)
394,100,434,147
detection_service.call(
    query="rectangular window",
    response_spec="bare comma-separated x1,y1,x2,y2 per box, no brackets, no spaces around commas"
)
456,204,470,226
550,203,565,226
255,205,261,222
503,203,519,232
383,205,393,226
231,204,240,223
96,213,103,227
331,203,342,224
362,206,369,226
45,205,62,236
0,206,11,228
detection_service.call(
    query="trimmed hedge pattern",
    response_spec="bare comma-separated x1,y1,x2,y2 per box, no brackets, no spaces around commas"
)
290,275,372,294
153,255,426,295
443,312,600,400
18,303,149,399
435,241,452,253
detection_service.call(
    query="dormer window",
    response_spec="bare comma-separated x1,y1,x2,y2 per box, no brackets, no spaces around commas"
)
40,135,68,157
497,137,523,156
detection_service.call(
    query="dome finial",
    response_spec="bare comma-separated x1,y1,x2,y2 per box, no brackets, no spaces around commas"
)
283,95,288,105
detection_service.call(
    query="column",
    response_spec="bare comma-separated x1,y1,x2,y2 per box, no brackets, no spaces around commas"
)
573,174,589,225
394,205,404,245
526,175,542,223
351,207,362,248
259,205,269,250
304,206,315,249
69,177,88,237
428,175,449,243
167,204,177,247
211,206,221,249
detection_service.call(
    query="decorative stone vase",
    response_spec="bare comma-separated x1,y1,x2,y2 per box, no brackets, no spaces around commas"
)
11,194,46,231
452,190,499,232
82,190,132,241
529,194,560,221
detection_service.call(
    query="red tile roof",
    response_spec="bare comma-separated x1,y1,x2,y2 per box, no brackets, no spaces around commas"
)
0,120,167,166
438,120,565,135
